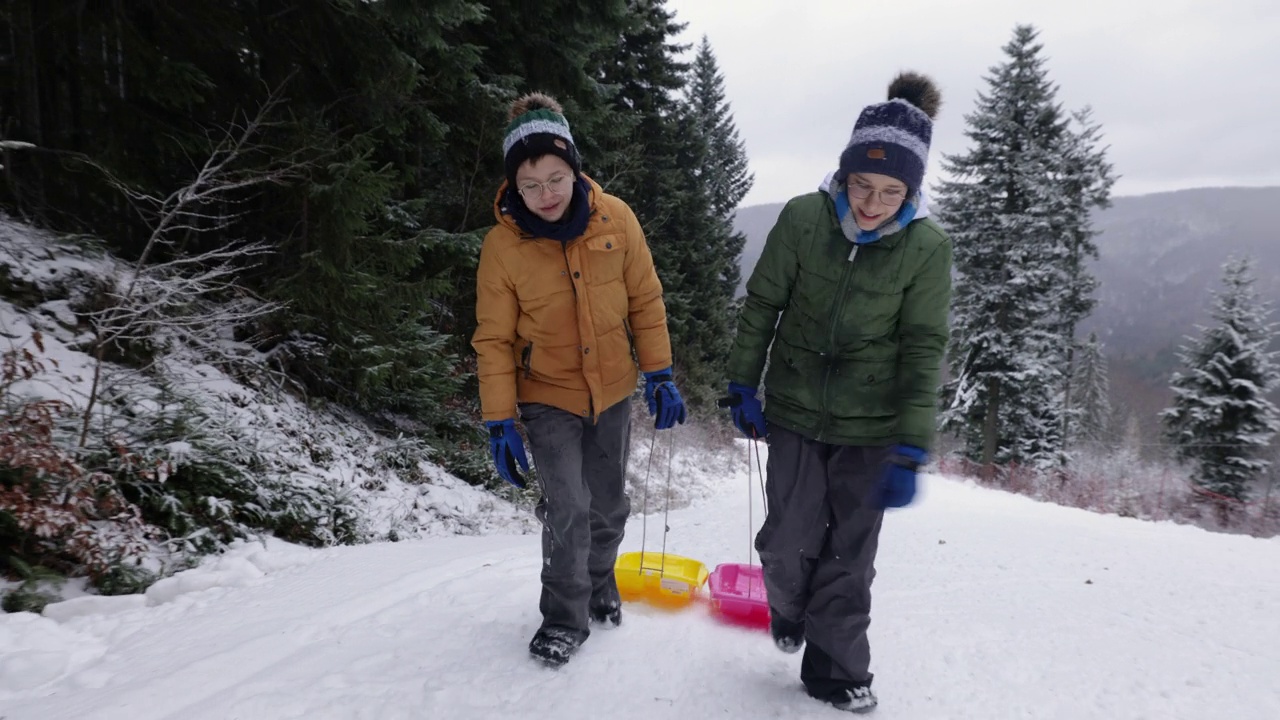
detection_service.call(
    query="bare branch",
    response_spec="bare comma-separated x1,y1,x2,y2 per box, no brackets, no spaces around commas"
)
76,77,311,447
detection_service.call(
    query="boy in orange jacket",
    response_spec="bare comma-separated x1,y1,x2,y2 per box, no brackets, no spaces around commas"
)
472,93,685,668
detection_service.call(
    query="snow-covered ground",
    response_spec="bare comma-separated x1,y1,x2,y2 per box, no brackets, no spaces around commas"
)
3,454,1278,720
1,214,537,573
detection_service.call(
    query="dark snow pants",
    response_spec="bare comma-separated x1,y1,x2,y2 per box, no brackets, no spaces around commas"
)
754,424,889,696
520,398,632,640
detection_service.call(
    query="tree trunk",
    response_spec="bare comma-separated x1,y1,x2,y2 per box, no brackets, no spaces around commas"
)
982,377,1000,480
1061,334,1076,452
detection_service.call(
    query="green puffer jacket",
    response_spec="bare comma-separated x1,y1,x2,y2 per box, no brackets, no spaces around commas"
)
726,191,952,449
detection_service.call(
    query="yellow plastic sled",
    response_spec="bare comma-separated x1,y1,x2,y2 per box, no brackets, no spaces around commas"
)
615,551,709,608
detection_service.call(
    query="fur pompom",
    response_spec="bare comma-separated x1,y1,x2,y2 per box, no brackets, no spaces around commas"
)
887,72,941,120
508,92,564,122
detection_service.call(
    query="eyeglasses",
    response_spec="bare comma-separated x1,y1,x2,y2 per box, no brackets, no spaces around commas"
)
847,179,907,207
516,174,573,201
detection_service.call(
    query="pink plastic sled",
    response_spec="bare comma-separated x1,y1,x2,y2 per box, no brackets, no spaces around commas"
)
706,562,770,630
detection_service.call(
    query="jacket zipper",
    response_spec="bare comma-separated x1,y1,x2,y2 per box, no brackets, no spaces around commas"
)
521,343,533,379
561,241,594,422
816,244,858,441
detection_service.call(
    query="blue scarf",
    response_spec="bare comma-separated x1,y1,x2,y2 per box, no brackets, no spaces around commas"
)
825,174,920,255
505,176,592,242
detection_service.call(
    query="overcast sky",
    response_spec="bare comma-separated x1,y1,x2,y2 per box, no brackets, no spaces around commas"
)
666,0,1280,207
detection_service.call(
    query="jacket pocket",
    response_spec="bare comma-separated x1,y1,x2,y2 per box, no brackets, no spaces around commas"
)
828,358,897,419
763,340,821,411
583,234,626,286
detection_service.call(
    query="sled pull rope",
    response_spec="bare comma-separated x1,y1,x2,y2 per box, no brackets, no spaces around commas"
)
638,424,659,574
660,427,676,575
754,435,767,516
747,434,767,565
747,436,753,565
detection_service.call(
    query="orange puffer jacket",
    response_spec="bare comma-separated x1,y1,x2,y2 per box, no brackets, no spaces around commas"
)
472,176,672,423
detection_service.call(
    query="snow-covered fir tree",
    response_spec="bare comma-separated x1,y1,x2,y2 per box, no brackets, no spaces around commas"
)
1071,332,1113,445
598,4,750,409
1161,256,1280,502
1056,107,1115,444
687,35,754,222
937,24,1111,469
680,34,753,395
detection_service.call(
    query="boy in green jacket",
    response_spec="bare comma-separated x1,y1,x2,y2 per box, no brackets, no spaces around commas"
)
723,72,952,714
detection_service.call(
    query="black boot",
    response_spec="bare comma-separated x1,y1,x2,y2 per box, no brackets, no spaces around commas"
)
588,599,622,628
528,627,585,669
811,684,878,714
770,608,804,654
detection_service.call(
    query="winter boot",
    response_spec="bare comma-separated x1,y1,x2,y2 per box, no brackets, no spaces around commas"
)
810,684,878,714
770,608,804,654
528,627,584,669
588,599,622,628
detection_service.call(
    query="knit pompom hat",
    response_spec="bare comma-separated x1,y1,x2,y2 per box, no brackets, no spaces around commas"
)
502,92,581,189
837,72,942,194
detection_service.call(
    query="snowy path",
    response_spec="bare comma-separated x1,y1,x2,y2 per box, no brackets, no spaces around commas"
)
3,457,1280,719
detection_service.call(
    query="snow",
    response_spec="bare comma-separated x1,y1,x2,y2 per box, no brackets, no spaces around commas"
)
0,297,100,407
3,457,1278,720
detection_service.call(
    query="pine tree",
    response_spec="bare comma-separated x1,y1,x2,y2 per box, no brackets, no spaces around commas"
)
596,0,743,410
687,35,751,297
251,0,490,420
687,36,754,221
678,35,754,405
937,25,1077,469
594,0,690,256
1072,332,1113,445
1057,107,1116,445
1161,257,1280,502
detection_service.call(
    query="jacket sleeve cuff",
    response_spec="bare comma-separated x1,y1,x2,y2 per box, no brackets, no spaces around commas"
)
895,405,935,453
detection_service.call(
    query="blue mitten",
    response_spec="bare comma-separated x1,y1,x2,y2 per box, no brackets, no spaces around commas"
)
486,418,530,488
879,444,926,508
643,368,687,430
720,382,766,439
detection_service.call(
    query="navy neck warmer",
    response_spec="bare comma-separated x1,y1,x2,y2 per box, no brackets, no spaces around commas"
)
506,176,592,242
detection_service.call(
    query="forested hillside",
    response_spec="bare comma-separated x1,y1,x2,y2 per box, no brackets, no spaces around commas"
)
0,0,752,599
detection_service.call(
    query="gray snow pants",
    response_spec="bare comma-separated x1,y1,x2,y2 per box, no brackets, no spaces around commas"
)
754,424,889,695
520,397,632,641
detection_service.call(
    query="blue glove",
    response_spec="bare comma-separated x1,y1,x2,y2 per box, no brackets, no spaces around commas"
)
719,382,766,439
879,444,927,508
643,368,686,430
486,419,530,488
